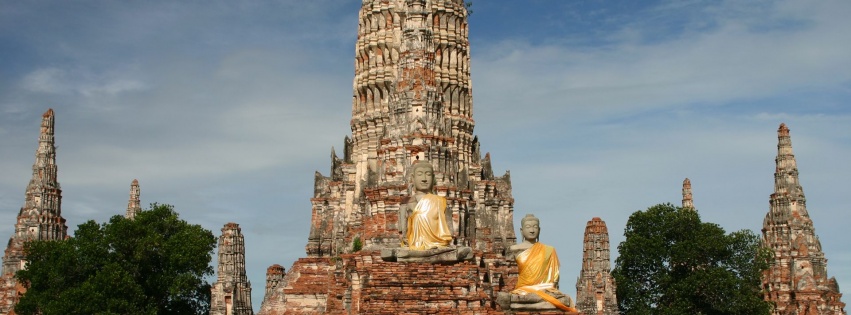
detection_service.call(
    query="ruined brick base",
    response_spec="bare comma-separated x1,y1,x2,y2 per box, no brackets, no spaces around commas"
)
259,251,581,315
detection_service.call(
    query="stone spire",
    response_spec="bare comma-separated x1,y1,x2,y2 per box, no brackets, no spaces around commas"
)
304,0,513,258
575,217,619,315
257,264,286,313
681,178,694,209
211,223,254,315
261,2,519,313
761,123,846,315
125,179,142,219
0,109,69,313
263,265,285,301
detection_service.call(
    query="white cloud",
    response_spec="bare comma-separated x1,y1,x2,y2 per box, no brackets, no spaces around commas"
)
79,79,146,97
473,0,851,128
19,66,147,100
21,68,68,94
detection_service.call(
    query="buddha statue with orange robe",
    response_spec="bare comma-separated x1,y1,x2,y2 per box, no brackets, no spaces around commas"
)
498,214,577,312
380,160,471,262
402,161,453,250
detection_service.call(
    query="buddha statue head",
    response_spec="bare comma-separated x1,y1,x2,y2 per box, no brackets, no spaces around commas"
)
410,161,435,194
520,214,540,243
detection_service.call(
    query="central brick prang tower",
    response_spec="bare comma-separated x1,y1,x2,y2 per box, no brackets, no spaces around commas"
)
303,0,513,260
260,1,519,314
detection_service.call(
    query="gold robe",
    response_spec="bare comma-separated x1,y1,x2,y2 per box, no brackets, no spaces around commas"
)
513,243,578,312
405,193,452,250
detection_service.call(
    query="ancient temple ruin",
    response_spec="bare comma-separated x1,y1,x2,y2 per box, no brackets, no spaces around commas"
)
125,179,142,219
681,178,694,210
761,123,846,315
0,109,69,314
211,223,254,315
256,1,561,314
575,218,618,315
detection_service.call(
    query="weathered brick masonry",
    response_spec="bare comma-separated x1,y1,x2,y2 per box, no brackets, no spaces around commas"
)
761,124,845,315
0,109,69,314
255,0,567,313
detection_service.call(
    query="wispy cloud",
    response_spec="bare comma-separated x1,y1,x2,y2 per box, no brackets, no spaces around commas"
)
474,0,851,128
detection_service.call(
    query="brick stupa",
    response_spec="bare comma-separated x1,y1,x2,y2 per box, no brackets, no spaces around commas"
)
575,218,619,315
211,223,254,315
681,178,694,210
0,109,69,314
257,1,578,314
761,123,846,315
124,179,142,219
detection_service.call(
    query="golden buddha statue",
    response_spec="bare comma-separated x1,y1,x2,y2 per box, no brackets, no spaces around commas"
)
403,161,453,250
380,160,472,262
499,214,577,312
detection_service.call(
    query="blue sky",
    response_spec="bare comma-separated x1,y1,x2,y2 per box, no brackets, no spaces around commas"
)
2,0,850,310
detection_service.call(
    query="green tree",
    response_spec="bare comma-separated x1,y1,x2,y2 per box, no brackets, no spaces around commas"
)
611,203,772,315
16,203,216,315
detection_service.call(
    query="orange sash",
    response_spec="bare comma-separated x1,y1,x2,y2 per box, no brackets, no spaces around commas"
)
514,243,579,313
404,194,452,250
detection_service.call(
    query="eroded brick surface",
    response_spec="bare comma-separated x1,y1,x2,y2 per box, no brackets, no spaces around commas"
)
258,0,582,313
575,218,618,315
761,124,846,315
211,223,254,315
261,251,581,315
0,109,69,314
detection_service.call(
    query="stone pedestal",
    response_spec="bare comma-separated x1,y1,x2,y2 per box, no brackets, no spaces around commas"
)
262,251,536,315
379,246,474,263
496,291,576,314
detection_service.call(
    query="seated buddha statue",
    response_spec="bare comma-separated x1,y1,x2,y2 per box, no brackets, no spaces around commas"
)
498,214,578,312
380,160,471,262
403,160,453,250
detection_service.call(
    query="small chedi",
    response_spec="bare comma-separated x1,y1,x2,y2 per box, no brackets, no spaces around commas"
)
575,217,619,315
498,214,578,313
125,179,142,219
0,109,69,314
211,223,254,315
761,123,846,315
681,178,694,210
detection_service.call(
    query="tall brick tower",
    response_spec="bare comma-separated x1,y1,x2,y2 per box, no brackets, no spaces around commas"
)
125,179,141,219
260,1,520,314
305,0,512,258
211,223,254,315
681,178,694,209
575,217,619,315
761,123,846,315
0,109,69,314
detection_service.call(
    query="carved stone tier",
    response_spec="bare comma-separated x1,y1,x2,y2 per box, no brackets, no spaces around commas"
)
507,311,580,315
261,251,545,314
496,291,575,313
379,245,473,263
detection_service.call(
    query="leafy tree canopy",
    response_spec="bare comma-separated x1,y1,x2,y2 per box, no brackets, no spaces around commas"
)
16,203,216,315
611,203,772,315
